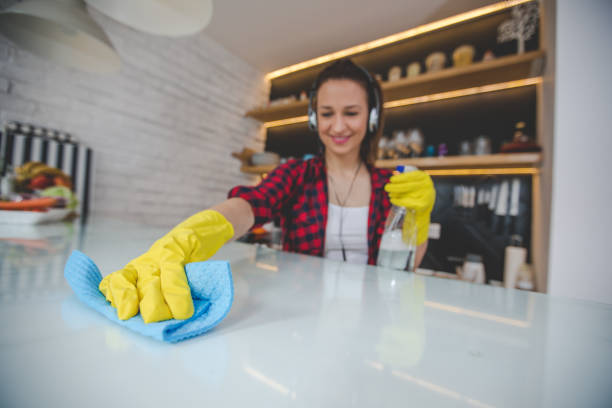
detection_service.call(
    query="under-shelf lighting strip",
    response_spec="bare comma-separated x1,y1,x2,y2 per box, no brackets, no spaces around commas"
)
425,167,539,177
254,167,539,178
263,77,543,129
264,115,309,129
265,0,534,80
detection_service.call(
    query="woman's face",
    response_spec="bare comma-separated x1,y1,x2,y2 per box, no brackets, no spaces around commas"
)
316,79,369,160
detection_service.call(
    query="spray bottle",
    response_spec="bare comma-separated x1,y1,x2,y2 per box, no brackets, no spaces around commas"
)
377,165,418,271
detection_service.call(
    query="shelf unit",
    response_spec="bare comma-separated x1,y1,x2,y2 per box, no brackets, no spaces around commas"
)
239,0,551,292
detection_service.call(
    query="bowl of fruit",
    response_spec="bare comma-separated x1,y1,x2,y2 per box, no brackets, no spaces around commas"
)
0,162,79,224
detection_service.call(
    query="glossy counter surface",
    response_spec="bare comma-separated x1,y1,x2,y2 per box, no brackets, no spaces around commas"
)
1,219,611,408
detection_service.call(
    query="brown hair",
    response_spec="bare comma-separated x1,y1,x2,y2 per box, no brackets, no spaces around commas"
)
312,58,384,166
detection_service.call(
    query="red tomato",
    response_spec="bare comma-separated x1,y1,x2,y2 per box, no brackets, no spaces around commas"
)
29,175,52,190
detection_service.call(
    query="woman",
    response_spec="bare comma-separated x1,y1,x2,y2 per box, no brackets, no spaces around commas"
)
99,59,436,324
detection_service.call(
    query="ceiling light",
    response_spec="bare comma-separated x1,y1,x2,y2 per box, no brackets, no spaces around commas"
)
0,0,121,73
84,0,213,37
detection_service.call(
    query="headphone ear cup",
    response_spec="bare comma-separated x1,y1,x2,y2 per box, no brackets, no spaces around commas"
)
308,89,318,131
308,110,317,131
369,107,379,133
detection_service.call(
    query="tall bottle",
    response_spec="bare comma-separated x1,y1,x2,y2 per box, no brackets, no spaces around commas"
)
503,234,526,289
377,165,418,271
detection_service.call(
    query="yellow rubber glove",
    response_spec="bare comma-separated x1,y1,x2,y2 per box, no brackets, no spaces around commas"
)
384,170,436,245
99,210,234,323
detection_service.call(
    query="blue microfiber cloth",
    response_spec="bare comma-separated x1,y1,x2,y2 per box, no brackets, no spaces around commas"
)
64,250,233,343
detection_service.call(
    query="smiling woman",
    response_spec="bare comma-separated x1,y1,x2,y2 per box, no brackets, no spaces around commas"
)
99,58,436,324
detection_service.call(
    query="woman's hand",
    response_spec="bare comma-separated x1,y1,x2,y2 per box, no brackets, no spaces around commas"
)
99,210,234,323
384,170,436,245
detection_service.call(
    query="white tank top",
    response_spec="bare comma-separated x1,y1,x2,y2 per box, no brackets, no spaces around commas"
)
325,203,369,264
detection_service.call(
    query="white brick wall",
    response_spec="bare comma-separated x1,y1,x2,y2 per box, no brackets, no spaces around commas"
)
0,8,268,227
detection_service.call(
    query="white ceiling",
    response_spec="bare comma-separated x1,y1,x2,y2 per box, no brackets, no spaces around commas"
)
0,0,499,73
204,0,498,73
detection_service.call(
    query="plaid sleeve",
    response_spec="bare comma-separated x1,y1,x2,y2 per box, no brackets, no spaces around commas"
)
228,160,303,227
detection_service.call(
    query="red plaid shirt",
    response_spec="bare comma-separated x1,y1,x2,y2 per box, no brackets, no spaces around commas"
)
228,155,393,265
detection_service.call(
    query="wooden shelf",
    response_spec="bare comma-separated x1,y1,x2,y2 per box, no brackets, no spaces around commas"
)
240,164,277,174
381,50,545,101
246,51,545,123
240,153,542,175
246,100,308,123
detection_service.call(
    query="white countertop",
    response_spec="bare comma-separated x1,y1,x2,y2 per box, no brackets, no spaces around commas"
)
1,218,611,408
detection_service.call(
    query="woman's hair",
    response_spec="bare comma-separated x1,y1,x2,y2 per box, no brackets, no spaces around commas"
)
313,58,384,166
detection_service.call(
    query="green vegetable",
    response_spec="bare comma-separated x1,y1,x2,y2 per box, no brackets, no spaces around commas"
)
39,186,78,210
